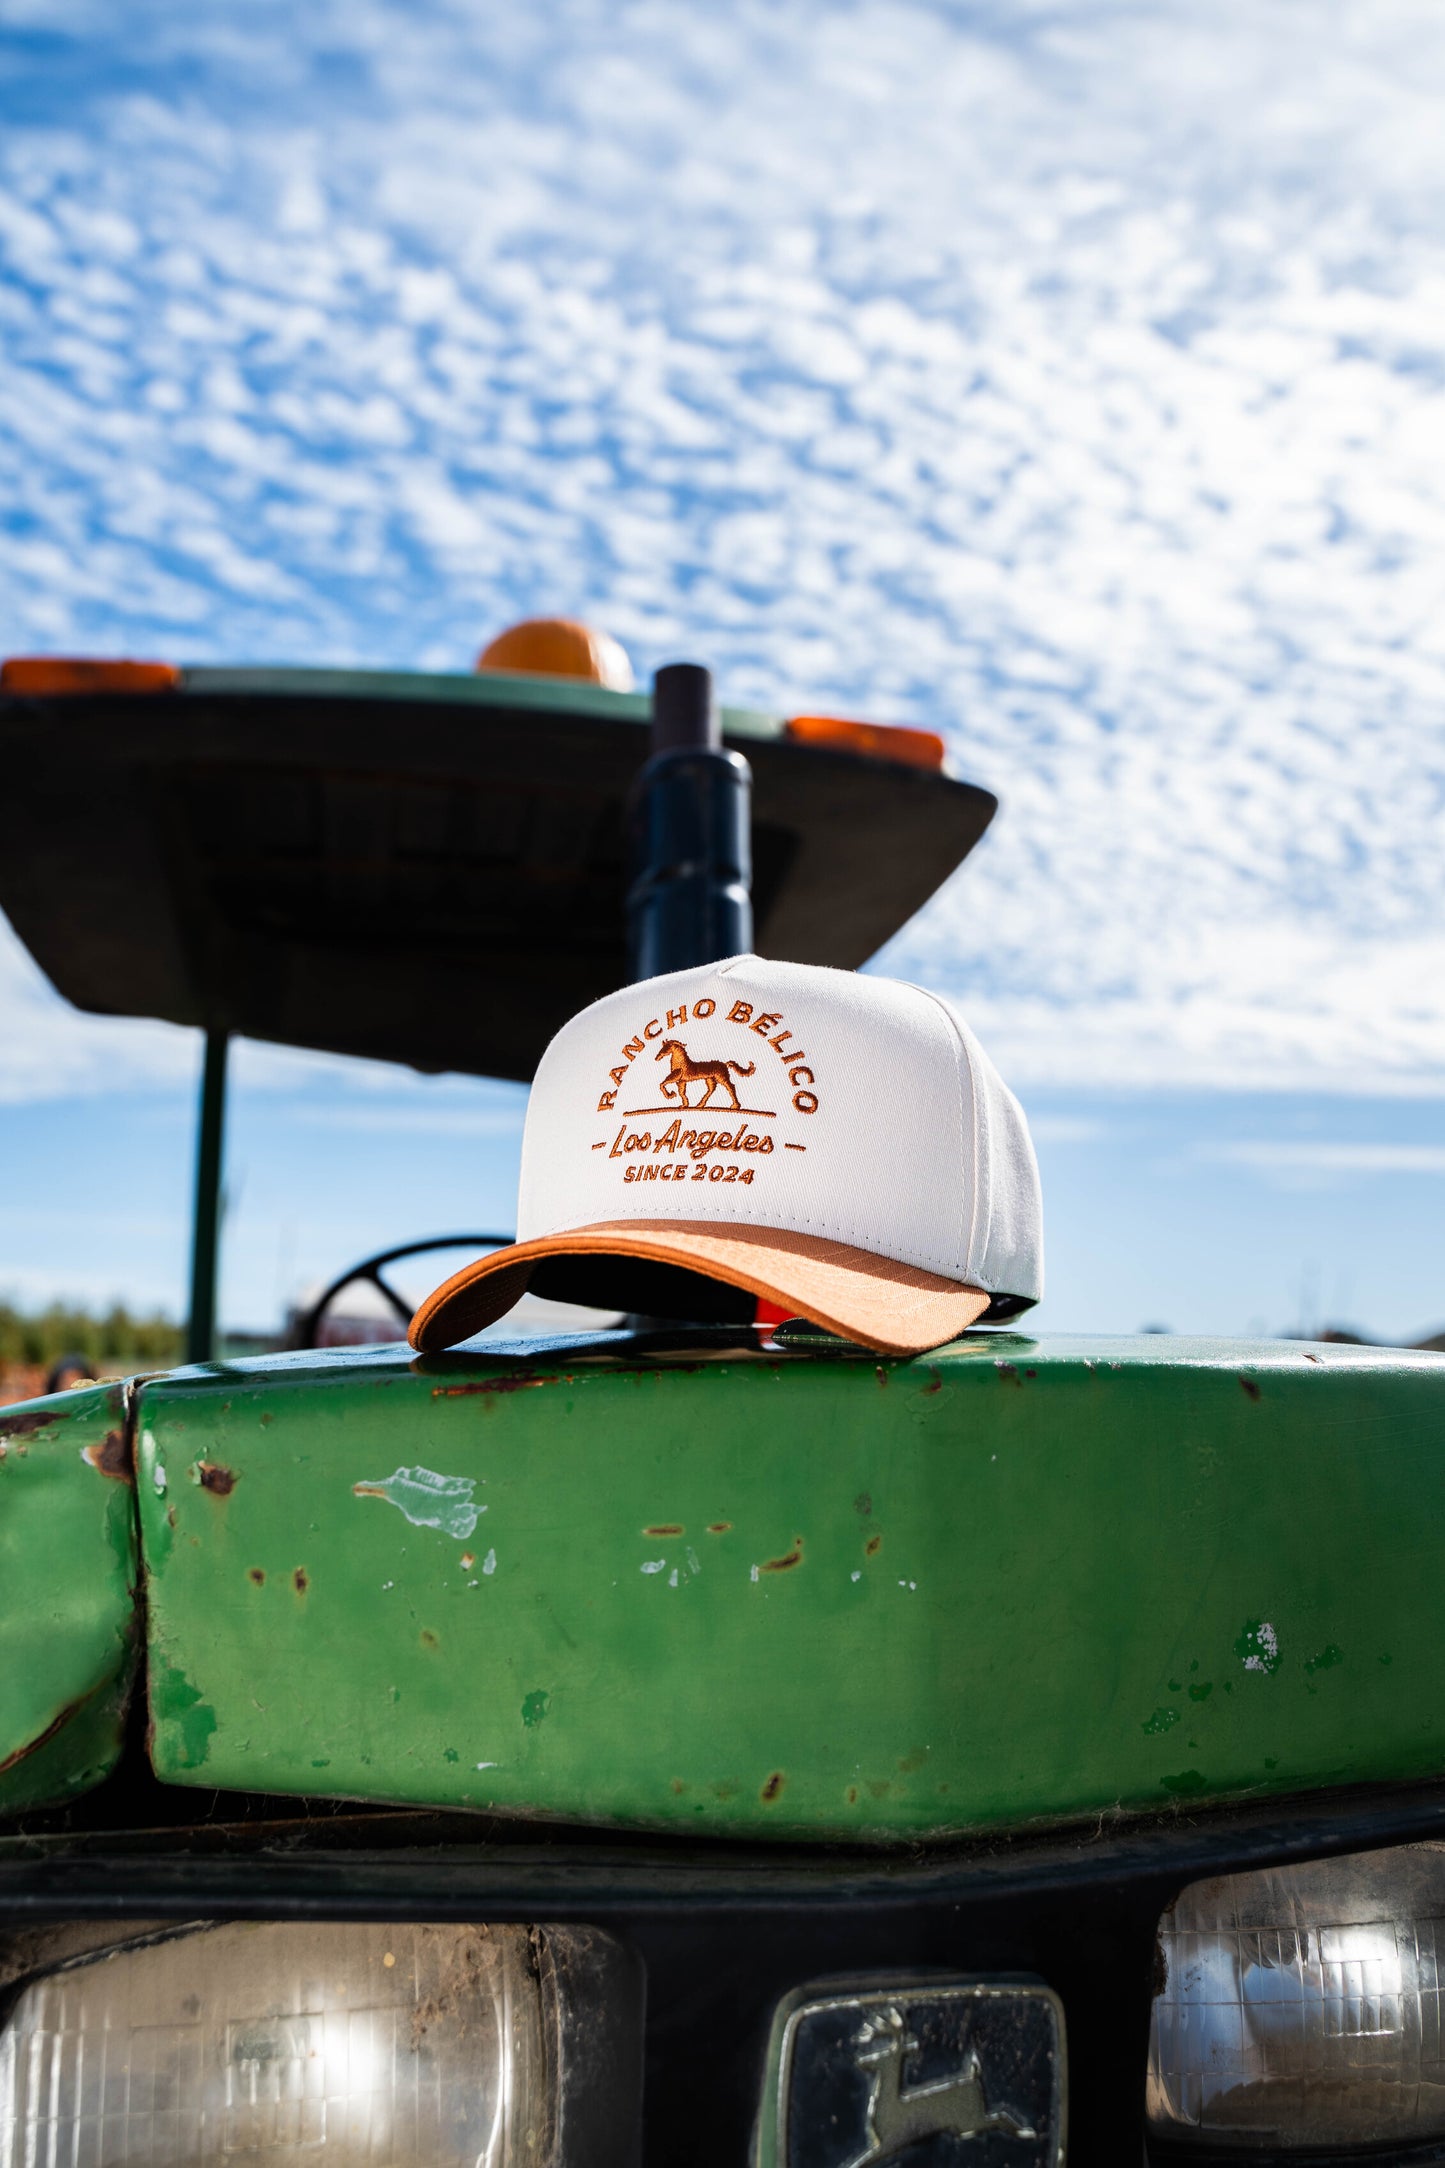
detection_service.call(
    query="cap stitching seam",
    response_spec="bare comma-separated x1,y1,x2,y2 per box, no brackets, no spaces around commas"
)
902,980,978,1270
528,1206,995,1286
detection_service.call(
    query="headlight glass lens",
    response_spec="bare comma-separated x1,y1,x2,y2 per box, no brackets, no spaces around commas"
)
1147,1841,1445,2148
0,1919,635,2165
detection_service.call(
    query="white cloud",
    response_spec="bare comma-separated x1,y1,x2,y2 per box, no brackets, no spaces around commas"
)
1207,1140,1445,1180
0,912,530,1109
290,1100,525,1140
0,918,196,1106
1,0,1444,1097
1027,1115,1108,1145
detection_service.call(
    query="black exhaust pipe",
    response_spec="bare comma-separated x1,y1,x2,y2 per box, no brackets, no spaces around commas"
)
625,662,753,982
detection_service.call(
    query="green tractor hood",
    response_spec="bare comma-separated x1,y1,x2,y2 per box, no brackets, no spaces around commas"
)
6,1328,1443,1841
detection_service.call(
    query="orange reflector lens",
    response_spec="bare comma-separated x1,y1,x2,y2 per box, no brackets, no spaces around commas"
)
784,713,946,770
1,657,180,696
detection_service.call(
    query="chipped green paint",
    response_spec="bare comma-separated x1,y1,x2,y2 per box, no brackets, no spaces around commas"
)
352,1465,482,1540
153,1665,218,1770
134,1332,1445,1840
1235,1618,1282,1675
0,1382,140,1812
522,1690,551,1729
1161,1769,1210,1796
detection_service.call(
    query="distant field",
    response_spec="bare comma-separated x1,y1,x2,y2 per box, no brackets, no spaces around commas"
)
0,1302,182,1406
0,1303,302,1405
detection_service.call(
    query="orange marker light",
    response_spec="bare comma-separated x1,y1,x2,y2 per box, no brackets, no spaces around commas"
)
1,657,180,696
784,713,946,771
478,618,635,692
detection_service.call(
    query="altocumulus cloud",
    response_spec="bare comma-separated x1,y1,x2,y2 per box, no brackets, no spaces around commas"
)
1,0,1443,1099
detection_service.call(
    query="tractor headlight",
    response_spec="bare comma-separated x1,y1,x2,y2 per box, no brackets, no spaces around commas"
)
0,1919,640,2165
1147,1842,1445,2148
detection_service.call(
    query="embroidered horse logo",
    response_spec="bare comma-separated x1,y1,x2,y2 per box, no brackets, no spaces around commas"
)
655,1037,758,1111
843,2006,1036,2167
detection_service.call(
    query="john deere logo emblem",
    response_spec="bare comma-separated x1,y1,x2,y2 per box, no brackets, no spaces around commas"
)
847,2006,1035,2164
592,988,822,1185
760,1978,1065,2168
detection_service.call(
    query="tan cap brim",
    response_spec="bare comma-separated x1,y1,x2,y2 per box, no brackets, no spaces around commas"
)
408,1219,991,1359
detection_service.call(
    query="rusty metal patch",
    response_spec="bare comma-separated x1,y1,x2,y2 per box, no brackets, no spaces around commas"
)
194,1460,238,1495
431,1374,561,1398
81,1428,133,1484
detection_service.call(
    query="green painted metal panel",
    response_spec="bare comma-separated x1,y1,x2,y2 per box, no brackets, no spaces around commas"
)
0,1383,140,1813
179,664,782,741
136,1333,1445,1840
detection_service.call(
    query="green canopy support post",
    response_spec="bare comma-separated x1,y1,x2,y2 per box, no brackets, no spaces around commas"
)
185,1028,229,1366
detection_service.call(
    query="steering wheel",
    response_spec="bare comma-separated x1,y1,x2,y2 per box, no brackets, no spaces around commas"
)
291,1235,511,1350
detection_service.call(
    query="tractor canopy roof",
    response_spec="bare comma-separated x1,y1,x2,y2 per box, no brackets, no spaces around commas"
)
0,658,995,1082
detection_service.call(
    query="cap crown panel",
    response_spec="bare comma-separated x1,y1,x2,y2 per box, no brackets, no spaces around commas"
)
517,956,973,1280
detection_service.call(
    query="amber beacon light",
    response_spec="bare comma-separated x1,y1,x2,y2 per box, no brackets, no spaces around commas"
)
784,712,946,770
478,616,635,691
0,656,180,695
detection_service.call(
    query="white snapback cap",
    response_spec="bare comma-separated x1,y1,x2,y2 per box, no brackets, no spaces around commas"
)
410,955,1043,1358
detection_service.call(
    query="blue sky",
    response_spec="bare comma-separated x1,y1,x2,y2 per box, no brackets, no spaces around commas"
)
2,0,1443,1339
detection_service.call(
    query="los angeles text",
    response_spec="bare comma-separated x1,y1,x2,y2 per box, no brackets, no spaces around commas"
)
607,1118,774,1164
